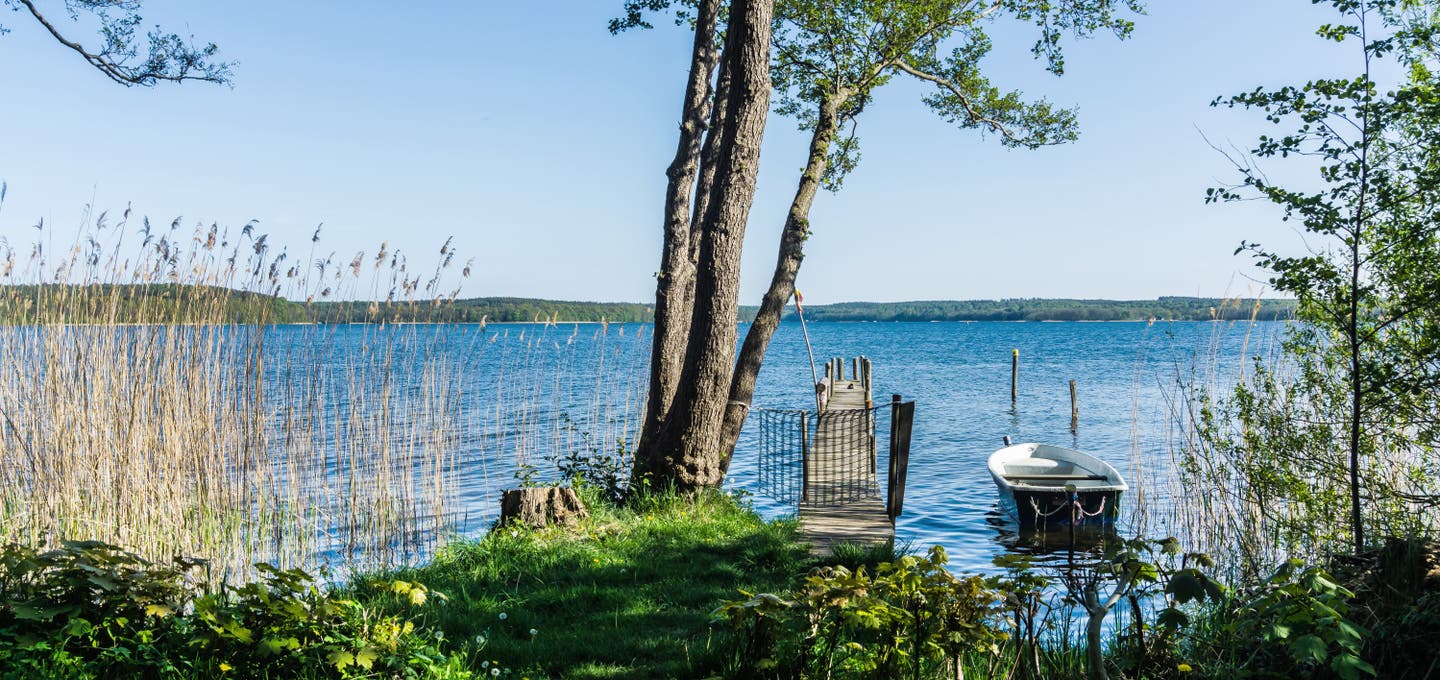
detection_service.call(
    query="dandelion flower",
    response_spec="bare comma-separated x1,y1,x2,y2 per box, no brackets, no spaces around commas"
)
218,662,232,673
529,628,538,636
498,612,508,620
481,661,490,669
491,668,501,677
1177,663,1193,673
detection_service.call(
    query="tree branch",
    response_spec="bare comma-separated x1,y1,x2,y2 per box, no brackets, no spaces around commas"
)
893,59,1028,145
16,0,230,86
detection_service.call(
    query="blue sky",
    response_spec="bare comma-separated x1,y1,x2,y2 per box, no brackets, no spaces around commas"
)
0,1,1362,303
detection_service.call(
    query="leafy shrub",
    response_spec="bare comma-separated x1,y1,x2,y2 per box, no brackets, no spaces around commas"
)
1189,558,1375,680
0,541,470,679
557,439,630,506
712,545,1006,679
0,541,199,678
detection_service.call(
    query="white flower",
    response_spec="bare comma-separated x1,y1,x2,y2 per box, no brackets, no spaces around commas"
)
481,661,490,669
491,668,501,677
434,630,444,641
498,612,508,620
529,628,538,636
475,634,487,645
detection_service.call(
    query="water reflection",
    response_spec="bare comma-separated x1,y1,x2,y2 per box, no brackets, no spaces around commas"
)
987,507,1117,566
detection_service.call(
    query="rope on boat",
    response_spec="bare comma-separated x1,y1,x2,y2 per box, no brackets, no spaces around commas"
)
1027,494,1109,521
1075,496,1108,518
1029,496,1071,519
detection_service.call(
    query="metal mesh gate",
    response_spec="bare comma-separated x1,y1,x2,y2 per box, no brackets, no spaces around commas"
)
757,408,805,506
756,406,889,507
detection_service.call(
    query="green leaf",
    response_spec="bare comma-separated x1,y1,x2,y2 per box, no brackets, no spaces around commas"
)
1331,653,1377,680
1166,572,1206,604
1291,634,1327,663
327,649,355,671
355,646,379,670
1156,607,1190,630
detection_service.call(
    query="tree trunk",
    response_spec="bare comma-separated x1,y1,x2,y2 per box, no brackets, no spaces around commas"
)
1083,587,1109,680
718,93,841,466
634,0,775,492
637,0,722,463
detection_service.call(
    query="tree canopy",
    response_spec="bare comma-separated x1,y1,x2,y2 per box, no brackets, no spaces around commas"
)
1,0,231,85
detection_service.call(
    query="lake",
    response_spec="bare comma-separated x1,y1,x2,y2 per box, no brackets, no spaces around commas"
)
384,318,1278,575
0,318,1279,577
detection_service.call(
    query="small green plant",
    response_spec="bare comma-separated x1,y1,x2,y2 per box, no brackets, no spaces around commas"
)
990,553,1051,679
0,540,201,678
1056,537,1225,680
557,438,631,506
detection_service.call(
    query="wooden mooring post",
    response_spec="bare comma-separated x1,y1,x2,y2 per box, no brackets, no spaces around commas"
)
1011,349,1019,403
1069,379,1079,432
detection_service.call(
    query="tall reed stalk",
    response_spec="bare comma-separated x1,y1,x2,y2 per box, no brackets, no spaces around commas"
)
0,202,650,580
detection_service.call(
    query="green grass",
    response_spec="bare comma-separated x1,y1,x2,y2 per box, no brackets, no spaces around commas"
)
351,488,816,679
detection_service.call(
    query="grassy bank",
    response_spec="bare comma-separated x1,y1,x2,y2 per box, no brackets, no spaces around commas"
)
350,488,817,678
4,485,1437,678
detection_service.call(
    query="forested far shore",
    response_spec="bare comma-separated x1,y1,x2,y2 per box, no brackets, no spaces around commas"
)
0,286,1292,323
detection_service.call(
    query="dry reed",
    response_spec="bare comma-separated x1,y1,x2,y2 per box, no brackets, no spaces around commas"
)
0,202,649,581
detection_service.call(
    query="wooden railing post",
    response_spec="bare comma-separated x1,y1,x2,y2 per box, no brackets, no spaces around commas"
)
800,411,811,504
886,394,914,522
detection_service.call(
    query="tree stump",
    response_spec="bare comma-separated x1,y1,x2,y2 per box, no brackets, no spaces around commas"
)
498,487,588,530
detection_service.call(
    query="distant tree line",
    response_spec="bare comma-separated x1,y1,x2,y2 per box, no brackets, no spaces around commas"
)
305,297,655,324
0,287,1292,324
783,297,1295,322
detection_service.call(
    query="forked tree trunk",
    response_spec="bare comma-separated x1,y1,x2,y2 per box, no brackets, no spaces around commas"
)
635,0,774,491
718,93,842,465
637,0,723,459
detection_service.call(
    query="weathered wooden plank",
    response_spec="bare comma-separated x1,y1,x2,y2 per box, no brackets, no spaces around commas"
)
798,498,894,554
798,375,892,555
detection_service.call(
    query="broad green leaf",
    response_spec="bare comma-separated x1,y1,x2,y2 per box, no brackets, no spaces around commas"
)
1292,634,1327,663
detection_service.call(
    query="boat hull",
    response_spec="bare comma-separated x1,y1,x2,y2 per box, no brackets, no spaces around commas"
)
988,443,1127,529
997,487,1122,529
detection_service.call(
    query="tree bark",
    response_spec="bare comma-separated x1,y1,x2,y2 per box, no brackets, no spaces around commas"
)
498,487,588,529
637,0,723,463
635,0,775,492
718,93,842,466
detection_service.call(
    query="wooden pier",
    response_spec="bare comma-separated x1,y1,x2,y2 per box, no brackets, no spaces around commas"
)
798,357,900,555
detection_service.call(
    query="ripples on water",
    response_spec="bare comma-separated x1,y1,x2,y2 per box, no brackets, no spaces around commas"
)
307,318,1276,575
727,319,1281,574
4,319,1276,577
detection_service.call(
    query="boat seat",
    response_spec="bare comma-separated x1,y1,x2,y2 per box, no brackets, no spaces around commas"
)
1005,461,1078,476
1002,473,1108,481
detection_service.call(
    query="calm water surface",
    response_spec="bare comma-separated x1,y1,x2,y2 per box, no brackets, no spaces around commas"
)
364,319,1279,575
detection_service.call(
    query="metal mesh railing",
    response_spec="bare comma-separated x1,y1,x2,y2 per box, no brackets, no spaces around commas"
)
805,406,883,505
757,408,806,506
756,405,887,507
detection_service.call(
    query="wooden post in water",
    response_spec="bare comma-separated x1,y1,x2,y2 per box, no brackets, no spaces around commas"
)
1069,380,1079,433
1011,349,1019,403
